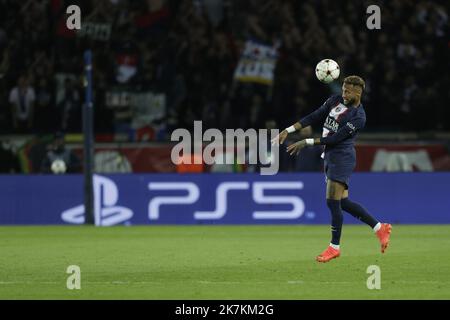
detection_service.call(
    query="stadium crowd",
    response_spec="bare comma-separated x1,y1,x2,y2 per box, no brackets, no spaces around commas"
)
0,0,448,138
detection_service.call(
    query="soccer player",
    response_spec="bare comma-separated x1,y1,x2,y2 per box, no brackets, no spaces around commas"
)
272,75,392,263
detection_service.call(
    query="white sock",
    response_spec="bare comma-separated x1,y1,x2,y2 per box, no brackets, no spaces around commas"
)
373,222,381,233
330,243,340,250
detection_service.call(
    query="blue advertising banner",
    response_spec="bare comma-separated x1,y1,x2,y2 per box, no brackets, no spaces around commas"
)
0,173,449,225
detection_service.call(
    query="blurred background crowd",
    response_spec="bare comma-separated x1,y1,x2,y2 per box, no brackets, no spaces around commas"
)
0,0,448,134
0,0,448,173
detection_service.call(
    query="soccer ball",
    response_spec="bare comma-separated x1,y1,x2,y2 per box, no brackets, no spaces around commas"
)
315,59,340,83
51,159,67,174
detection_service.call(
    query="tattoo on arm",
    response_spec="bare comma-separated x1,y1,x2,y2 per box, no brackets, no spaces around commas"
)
294,122,303,131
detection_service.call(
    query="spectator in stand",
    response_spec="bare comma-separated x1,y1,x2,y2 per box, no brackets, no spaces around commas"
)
56,77,81,133
8,76,35,133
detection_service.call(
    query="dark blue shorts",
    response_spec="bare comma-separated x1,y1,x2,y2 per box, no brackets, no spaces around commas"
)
324,160,355,189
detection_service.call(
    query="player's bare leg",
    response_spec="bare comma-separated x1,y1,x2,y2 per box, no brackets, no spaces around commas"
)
340,190,392,253
316,180,346,263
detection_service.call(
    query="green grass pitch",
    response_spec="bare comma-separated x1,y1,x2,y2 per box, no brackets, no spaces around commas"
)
0,225,449,299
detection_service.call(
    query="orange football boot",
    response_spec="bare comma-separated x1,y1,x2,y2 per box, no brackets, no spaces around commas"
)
376,223,392,253
316,246,340,263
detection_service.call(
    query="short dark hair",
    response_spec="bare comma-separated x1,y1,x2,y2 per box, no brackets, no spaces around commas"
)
343,75,365,91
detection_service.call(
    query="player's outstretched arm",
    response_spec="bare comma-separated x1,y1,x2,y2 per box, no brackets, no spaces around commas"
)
293,116,364,150
286,138,320,155
287,116,363,155
319,116,365,146
273,95,337,147
298,96,337,129
271,122,303,145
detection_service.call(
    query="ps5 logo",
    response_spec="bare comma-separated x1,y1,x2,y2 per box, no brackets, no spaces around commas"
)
61,175,133,226
148,181,305,220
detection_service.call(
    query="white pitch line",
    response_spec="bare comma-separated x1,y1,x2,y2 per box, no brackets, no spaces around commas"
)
0,280,448,285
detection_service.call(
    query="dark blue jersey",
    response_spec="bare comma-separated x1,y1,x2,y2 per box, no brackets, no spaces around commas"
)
299,94,365,162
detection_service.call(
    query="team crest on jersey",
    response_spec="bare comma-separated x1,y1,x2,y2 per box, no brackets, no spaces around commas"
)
329,103,348,120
